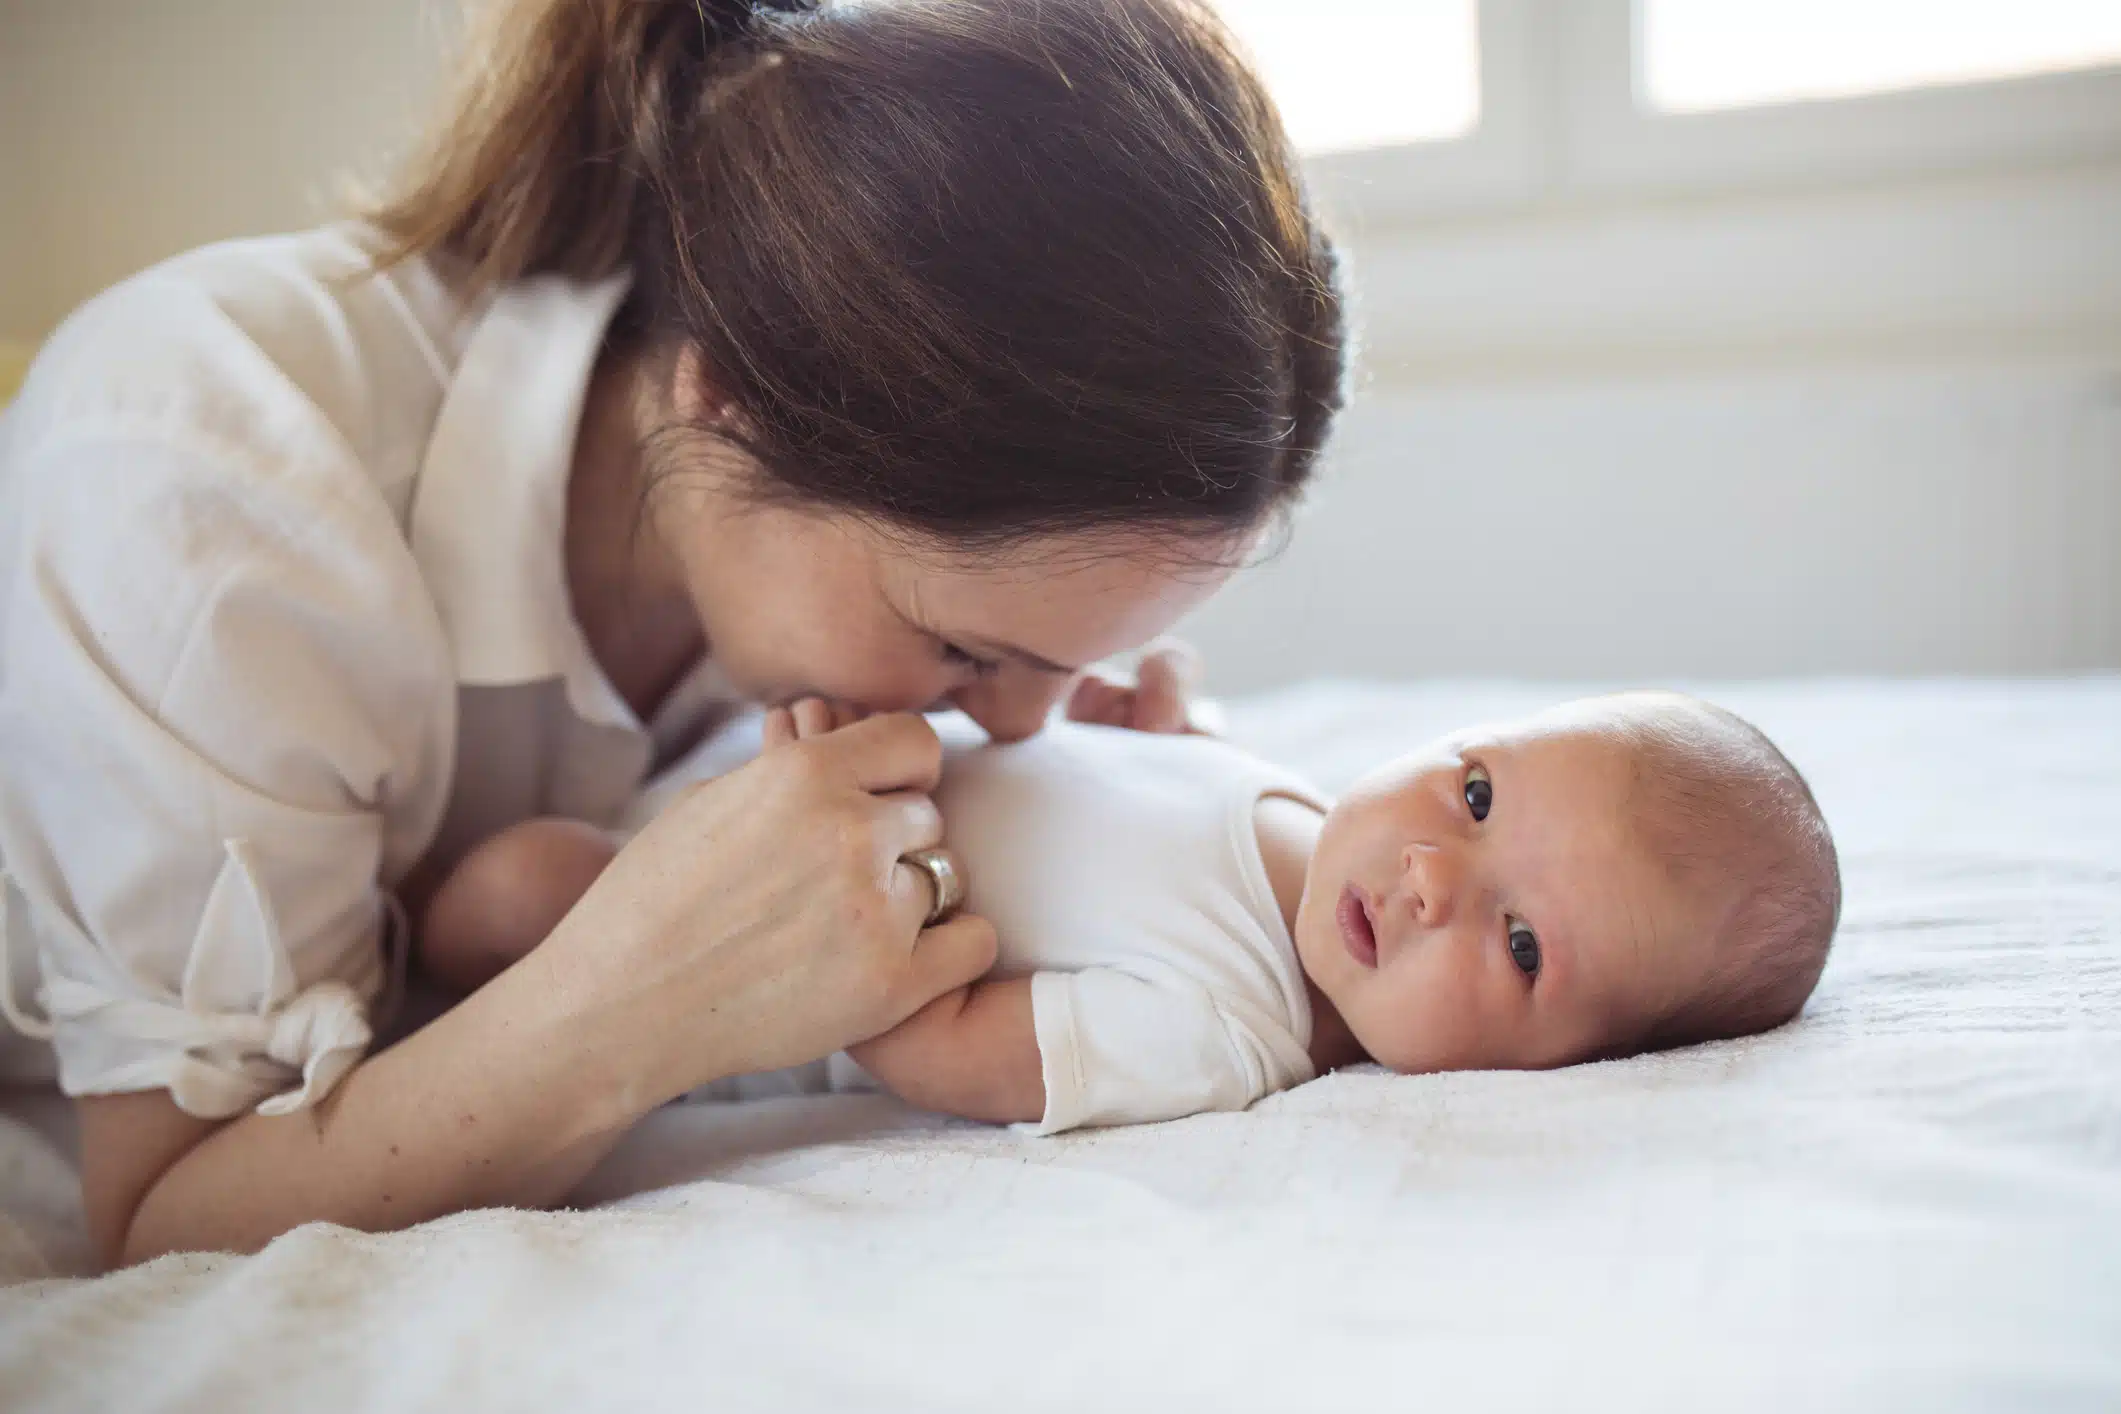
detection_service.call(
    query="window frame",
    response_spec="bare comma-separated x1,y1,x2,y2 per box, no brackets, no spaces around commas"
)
1300,0,1546,223
1563,0,2121,194
1293,0,2121,223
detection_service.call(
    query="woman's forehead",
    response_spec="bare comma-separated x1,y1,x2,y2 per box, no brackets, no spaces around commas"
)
907,538,1230,634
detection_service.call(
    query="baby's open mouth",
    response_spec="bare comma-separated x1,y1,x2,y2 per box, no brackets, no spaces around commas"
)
1336,885,1379,969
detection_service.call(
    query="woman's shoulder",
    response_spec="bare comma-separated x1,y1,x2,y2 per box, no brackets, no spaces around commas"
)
6,225,474,489
0,229,477,710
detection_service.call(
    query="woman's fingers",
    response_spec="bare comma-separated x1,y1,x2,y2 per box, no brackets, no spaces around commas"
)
544,705,968,1094
813,711,944,794
887,853,942,937
871,790,945,866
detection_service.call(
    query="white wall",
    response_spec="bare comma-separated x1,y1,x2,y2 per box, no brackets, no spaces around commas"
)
0,1,43,379
0,0,441,343
4,1,2117,687
1189,359,2121,690
1182,150,2121,690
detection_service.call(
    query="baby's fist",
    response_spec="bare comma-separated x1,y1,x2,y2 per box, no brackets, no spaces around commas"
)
763,697,866,750
1064,641,1217,736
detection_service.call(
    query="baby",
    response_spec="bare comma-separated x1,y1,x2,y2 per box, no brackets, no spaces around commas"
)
420,691,1840,1133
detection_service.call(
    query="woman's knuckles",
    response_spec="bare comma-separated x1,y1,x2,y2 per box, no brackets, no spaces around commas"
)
781,741,836,789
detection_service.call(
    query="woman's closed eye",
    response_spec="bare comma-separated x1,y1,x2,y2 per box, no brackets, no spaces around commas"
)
939,641,1002,679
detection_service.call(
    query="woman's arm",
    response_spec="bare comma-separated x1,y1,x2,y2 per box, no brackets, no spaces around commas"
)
81,945,653,1266
78,714,997,1267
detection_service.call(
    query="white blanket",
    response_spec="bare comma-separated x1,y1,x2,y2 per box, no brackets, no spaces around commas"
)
2,680,2117,1411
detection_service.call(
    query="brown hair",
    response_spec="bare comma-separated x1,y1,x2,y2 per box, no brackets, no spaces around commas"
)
1616,696,1841,1055
367,0,1346,550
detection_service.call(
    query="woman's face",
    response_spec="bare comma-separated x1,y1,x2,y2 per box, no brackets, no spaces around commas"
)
653,485,1233,742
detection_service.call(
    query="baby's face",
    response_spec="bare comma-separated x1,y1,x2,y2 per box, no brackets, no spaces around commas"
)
1295,699,1708,1073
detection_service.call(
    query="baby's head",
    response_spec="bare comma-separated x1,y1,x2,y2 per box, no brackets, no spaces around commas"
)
1295,692,1839,1073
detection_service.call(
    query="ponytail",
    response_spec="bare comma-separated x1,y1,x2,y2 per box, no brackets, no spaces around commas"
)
368,0,814,290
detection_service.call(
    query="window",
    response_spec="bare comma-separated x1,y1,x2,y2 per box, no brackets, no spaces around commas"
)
1265,1,2119,372
1210,0,1481,154
1643,0,2121,113
1251,0,2121,219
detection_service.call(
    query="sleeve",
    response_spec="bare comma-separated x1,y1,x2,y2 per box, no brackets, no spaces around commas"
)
0,434,454,1119
1026,967,1278,1136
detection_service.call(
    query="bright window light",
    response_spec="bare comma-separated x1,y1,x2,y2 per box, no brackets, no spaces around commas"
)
1210,0,1481,154
1642,0,2121,113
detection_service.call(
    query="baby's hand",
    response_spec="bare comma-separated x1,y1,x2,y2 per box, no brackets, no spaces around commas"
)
1065,640,1220,736
762,698,867,750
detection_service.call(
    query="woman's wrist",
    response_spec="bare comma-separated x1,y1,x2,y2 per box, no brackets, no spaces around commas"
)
486,912,756,1133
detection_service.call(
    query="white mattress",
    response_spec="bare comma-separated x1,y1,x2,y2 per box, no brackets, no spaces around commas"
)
1,679,2116,1411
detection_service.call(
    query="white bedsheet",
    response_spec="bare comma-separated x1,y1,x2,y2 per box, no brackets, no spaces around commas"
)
1,679,2116,1411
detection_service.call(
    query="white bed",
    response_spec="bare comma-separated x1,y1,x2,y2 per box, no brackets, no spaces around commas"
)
1,679,2116,1411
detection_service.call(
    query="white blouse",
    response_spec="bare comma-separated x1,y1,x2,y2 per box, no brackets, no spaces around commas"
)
0,226,726,1118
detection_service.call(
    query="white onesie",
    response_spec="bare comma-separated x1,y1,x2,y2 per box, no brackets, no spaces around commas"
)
700,722,1329,1135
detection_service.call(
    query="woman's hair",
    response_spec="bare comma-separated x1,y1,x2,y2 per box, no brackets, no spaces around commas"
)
367,0,1346,552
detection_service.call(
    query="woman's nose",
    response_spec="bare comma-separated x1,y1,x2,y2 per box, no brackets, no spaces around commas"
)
1399,843,1460,927
948,675,1064,744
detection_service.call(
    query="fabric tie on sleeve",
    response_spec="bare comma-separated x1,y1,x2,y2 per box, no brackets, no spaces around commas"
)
0,840,402,1118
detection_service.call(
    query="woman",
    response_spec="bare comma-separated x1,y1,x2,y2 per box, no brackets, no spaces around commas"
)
0,0,1344,1265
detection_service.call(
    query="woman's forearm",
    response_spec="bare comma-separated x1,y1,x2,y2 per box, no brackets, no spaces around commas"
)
114,948,676,1265
88,714,977,1265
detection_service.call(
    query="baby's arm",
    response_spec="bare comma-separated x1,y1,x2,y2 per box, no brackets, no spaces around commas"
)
767,696,1045,1122
856,967,1291,1132
420,818,618,994
847,977,1045,1125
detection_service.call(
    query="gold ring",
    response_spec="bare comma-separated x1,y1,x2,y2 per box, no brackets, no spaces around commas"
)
899,847,965,927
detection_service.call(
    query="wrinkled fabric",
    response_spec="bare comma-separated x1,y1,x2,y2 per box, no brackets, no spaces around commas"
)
0,226,726,1116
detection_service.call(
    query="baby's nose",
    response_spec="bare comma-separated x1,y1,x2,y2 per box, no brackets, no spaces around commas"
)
1400,843,1459,926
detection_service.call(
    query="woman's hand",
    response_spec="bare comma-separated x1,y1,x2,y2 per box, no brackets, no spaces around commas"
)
85,711,994,1267
1064,639,1218,735
541,711,997,1102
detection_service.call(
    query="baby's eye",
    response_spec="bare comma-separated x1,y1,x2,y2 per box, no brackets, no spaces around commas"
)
1463,764,1493,822
1507,922,1542,979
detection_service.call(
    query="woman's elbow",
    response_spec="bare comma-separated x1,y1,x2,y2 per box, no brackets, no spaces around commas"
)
75,1090,224,1269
